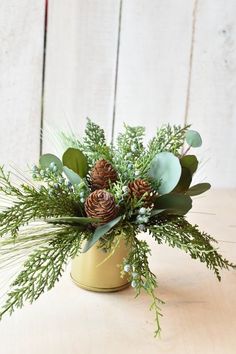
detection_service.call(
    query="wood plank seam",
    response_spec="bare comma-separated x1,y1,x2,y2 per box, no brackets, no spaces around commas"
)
184,0,199,126
40,0,48,156
111,0,123,143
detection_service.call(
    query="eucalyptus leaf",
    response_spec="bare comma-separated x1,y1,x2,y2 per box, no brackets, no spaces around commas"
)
148,152,182,195
39,154,63,172
63,166,83,186
46,216,100,225
186,183,211,196
154,193,192,215
150,209,166,217
180,155,198,175
174,167,192,193
83,215,123,253
185,130,202,148
62,148,88,178
174,155,199,193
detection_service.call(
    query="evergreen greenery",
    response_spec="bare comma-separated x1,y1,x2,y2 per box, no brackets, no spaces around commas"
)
0,166,80,238
0,119,234,337
148,217,236,281
122,237,164,337
0,228,83,320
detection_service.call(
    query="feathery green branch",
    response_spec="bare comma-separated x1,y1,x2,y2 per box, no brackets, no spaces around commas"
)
148,217,236,280
0,228,83,320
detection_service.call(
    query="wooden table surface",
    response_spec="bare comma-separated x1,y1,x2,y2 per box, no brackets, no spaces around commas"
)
0,189,236,354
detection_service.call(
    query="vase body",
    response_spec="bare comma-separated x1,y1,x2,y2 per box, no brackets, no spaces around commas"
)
71,237,130,292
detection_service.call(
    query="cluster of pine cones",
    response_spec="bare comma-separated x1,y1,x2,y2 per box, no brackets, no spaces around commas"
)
84,159,154,225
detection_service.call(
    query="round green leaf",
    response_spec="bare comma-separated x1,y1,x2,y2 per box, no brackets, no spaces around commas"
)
148,152,182,195
180,155,198,175
39,154,63,172
185,130,202,148
62,148,88,178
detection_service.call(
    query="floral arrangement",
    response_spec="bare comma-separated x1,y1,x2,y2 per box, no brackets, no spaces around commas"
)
0,119,235,336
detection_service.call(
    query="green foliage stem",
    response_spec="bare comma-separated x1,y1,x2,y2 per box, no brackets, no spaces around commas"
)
60,119,113,166
148,217,236,281
141,124,190,175
0,228,83,320
123,237,163,337
0,167,80,238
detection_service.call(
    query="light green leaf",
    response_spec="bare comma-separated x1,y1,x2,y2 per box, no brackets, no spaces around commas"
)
63,166,83,186
186,183,211,196
46,216,100,225
185,130,202,148
154,193,192,215
62,148,88,178
150,209,166,217
39,154,63,172
180,155,198,175
148,152,182,195
83,216,123,253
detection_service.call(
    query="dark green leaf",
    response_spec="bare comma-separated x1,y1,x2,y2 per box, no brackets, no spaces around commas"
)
154,193,192,215
174,167,192,193
46,216,100,225
63,166,82,186
174,155,199,193
180,155,198,175
83,216,123,253
185,130,202,148
39,154,63,172
186,183,211,196
148,152,182,195
62,148,88,177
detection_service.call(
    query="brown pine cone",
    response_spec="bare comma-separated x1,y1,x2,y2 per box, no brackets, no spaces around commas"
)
128,179,155,206
90,159,118,190
84,189,119,225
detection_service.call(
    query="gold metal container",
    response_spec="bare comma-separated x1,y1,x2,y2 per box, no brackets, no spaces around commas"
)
71,237,130,292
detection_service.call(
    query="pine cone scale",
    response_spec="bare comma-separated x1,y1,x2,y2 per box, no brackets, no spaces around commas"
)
128,179,155,206
90,159,117,190
85,189,119,225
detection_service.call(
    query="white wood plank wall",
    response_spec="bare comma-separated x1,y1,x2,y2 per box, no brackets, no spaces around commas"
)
0,1,45,169
0,0,235,187
43,0,121,153
113,0,194,139
187,0,236,187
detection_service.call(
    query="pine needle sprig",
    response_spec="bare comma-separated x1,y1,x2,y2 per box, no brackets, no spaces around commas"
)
60,119,113,166
82,119,113,165
148,217,236,281
140,125,190,175
0,223,68,264
123,237,163,337
0,228,83,320
0,168,80,238
149,124,190,155
114,124,146,180
60,131,84,151
116,124,145,160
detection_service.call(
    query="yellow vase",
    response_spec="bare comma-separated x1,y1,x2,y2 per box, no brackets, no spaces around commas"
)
71,237,130,292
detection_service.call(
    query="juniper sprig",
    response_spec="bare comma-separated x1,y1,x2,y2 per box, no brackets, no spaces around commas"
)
0,227,83,320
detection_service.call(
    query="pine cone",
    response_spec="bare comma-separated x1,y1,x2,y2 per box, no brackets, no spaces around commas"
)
90,159,118,190
128,179,155,206
84,189,119,225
